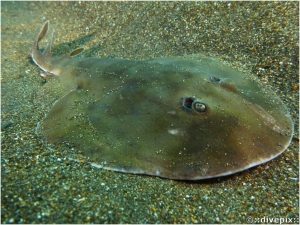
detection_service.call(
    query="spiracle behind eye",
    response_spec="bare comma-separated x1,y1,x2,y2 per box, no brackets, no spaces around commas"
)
182,97,195,110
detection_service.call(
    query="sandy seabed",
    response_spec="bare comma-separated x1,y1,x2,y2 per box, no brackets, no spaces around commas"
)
1,1,299,223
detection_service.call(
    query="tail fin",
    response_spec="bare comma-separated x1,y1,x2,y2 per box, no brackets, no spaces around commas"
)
31,21,84,76
31,20,56,74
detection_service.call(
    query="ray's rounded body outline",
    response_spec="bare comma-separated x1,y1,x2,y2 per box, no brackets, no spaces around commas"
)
32,21,294,180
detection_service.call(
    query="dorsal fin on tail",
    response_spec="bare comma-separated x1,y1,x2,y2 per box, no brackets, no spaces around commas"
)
37,20,49,43
69,48,85,57
42,29,54,57
31,21,84,76
31,20,56,74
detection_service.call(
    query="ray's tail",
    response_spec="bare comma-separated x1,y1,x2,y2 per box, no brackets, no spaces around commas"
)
31,20,84,76
31,20,57,74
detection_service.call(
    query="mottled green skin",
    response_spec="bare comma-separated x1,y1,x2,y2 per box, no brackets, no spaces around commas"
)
33,21,293,180
37,54,293,180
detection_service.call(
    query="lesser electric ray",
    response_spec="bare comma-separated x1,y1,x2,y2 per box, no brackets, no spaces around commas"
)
31,21,293,180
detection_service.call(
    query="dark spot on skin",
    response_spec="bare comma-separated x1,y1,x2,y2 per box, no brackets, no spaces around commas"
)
210,76,238,92
210,76,221,82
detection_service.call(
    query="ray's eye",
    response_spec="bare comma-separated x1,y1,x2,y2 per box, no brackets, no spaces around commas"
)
193,101,206,112
182,97,206,113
